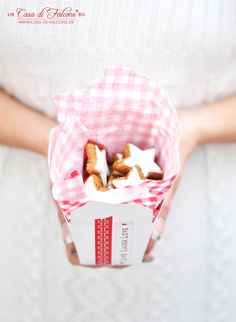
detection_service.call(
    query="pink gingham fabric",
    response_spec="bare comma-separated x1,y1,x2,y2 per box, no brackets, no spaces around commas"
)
48,66,180,221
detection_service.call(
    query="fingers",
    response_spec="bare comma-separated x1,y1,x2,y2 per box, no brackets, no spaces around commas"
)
143,239,156,262
65,242,80,266
143,184,177,262
154,189,173,237
57,206,81,266
109,265,130,269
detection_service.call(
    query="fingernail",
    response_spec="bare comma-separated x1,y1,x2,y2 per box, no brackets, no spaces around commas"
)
143,256,154,263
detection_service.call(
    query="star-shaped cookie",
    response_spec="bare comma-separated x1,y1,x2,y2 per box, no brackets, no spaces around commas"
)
112,165,145,188
113,143,163,179
85,143,110,185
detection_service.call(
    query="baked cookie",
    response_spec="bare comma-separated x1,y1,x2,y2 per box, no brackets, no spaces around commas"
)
107,153,124,186
85,143,110,186
113,153,123,161
113,143,163,180
107,165,124,188
111,165,145,189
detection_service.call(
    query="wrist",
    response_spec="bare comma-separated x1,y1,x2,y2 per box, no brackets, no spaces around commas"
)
178,108,201,158
40,118,57,157
189,97,236,145
0,89,58,157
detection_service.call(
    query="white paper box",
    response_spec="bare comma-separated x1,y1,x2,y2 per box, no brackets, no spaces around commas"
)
69,202,154,266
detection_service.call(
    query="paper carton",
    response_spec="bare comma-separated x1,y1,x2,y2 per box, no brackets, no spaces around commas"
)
69,202,154,266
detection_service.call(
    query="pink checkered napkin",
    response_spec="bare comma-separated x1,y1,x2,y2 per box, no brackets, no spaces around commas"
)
48,66,180,221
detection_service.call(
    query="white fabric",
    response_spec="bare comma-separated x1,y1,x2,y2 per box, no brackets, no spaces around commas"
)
0,1,236,321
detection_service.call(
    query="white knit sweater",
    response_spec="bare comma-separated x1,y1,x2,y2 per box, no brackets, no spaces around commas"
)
0,1,236,322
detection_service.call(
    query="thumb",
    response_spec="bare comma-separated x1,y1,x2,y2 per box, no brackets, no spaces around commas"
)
151,188,173,240
143,190,174,262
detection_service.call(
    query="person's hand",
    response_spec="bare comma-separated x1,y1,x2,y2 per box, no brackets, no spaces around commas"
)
56,204,81,266
144,94,236,261
143,108,201,262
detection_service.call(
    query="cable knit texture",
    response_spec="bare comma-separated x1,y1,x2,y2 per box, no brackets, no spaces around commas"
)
0,1,236,322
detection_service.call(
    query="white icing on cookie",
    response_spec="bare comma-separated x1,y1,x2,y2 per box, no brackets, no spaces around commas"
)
84,175,98,193
84,176,108,200
94,145,109,185
124,144,162,177
112,166,145,188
